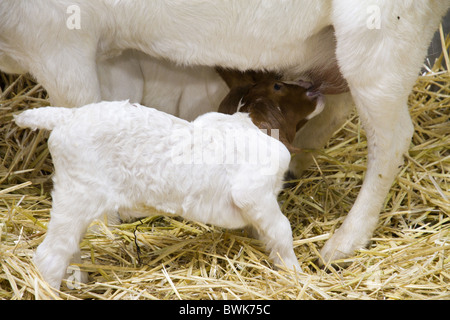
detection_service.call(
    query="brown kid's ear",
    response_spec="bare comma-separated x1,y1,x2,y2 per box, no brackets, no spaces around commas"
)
216,68,255,88
218,85,252,114
216,68,280,89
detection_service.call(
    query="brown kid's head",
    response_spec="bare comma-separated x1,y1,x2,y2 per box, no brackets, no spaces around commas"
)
217,68,324,154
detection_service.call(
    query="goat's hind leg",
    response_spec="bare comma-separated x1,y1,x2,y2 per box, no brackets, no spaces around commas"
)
243,197,301,272
34,191,106,289
29,46,101,107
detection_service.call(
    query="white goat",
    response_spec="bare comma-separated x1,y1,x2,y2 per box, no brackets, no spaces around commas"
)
15,80,323,289
2,1,449,266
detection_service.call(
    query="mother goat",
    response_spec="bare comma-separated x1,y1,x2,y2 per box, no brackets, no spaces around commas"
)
1,0,449,264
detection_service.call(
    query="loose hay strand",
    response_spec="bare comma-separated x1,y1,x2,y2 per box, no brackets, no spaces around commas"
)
1,30,449,300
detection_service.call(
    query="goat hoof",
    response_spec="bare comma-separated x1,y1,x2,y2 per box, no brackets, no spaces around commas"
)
282,170,299,189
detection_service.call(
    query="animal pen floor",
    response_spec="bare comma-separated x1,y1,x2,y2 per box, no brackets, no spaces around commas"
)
1,43,449,300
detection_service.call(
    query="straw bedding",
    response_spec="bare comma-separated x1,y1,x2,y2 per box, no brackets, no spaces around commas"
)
1,35,449,300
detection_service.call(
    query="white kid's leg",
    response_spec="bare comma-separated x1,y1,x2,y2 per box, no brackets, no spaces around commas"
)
34,190,105,289
320,1,446,263
34,213,91,289
244,197,301,272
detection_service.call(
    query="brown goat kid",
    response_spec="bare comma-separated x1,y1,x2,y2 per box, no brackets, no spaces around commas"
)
217,68,324,153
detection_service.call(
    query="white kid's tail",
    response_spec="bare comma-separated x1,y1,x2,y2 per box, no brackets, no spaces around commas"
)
14,107,74,131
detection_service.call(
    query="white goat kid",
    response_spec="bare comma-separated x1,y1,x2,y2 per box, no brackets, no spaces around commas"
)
2,1,449,265
15,98,317,289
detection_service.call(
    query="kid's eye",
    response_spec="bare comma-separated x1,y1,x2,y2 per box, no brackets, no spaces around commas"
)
273,83,282,91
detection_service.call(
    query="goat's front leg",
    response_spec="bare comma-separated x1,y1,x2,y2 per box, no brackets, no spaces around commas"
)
319,2,443,264
319,95,414,263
